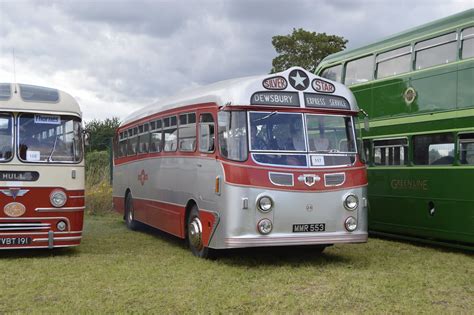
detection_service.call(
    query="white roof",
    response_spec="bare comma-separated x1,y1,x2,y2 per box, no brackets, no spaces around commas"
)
122,67,358,126
0,83,82,117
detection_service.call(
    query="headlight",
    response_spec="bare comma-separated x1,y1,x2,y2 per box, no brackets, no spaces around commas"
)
344,194,358,211
50,190,67,208
56,220,67,231
257,218,273,234
344,216,357,232
257,196,273,212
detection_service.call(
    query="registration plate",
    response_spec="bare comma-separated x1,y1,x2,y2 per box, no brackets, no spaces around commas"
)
292,223,326,233
0,237,32,246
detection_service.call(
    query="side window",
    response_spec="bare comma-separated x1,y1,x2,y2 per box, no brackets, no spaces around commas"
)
413,133,454,165
459,133,474,165
320,64,342,82
163,116,177,152
178,113,196,152
415,32,457,70
199,113,215,153
118,131,127,157
137,124,149,154
373,139,408,166
127,127,138,156
218,111,248,161
344,55,374,86
376,46,412,79
461,27,474,59
149,119,162,153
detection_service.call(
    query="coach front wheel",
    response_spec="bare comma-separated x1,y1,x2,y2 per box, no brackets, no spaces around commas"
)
187,205,213,258
125,192,139,231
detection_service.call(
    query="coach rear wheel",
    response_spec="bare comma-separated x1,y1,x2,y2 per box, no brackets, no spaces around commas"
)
125,192,139,231
187,205,213,258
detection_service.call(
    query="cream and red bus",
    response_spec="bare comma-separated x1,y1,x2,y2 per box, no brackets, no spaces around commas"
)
113,67,368,257
0,83,84,249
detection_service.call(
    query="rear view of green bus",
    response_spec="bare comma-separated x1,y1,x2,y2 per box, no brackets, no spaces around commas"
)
316,9,473,250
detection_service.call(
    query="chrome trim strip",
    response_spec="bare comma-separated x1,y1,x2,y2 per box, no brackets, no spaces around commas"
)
0,230,82,236
35,206,85,212
0,216,72,231
0,244,80,250
224,233,367,248
33,236,82,243
69,195,85,199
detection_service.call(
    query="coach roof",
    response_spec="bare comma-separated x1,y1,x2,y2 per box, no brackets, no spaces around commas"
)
0,83,82,116
121,67,358,126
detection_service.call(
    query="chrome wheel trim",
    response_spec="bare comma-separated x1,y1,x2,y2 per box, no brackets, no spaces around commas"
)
189,217,203,250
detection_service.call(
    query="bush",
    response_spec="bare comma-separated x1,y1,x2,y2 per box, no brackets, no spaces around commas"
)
85,150,113,215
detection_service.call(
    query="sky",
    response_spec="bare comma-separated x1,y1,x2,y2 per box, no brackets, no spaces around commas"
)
0,0,472,122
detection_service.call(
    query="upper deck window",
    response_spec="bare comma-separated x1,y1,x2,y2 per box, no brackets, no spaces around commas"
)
0,84,11,101
320,64,342,83
0,114,13,162
461,27,474,59
415,32,457,70
345,55,374,86
19,84,59,103
376,46,412,79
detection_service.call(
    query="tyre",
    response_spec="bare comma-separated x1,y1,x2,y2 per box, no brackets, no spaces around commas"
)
187,205,213,258
125,192,139,231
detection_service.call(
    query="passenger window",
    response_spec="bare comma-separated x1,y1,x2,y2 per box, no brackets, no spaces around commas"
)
415,32,457,70
199,113,215,153
218,111,248,161
376,46,412,79
149,120,162,153
127,128,138,156
459,133,474,165
163,116,178,152
461,27,474,59
320,64,342,82
137,124,149,154
344,55,374,86
373,139,408,166
178,113,196,152
118,131,127,158
413,133,454,165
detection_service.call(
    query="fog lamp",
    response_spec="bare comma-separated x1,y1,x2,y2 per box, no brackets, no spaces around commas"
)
57,220,67,231
257,218,273,235
50,190,67,208
257,196,273,212
344,216,357,232
344,194,358,211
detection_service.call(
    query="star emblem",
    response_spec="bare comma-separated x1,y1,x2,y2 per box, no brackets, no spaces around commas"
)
289,70,309,90
137,169,149,186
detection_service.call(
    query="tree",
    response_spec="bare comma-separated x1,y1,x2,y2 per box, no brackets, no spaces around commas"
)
84,117,121,151
271,28,348,73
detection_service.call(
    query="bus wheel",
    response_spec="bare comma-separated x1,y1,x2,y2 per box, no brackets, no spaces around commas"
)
187,205,213,258
125,193,139,231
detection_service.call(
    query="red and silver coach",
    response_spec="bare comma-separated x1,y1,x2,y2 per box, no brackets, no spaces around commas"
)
0,83,85,249
113,67,368,257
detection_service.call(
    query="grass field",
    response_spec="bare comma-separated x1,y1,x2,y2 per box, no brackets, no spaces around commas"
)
1,213,472,314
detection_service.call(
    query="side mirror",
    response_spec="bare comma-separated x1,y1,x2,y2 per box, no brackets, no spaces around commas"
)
82,129,91,146
359,109,370,132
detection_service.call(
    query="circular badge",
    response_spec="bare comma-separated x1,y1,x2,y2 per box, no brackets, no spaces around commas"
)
404,87,417,105
4,202,26,217
288,69,309,91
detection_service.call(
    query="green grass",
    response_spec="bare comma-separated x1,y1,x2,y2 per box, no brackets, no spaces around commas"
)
1,213,472,314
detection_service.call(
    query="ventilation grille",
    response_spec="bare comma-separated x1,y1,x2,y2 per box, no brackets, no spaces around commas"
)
269,172,294,186
324,173,345,187
0,222,51,231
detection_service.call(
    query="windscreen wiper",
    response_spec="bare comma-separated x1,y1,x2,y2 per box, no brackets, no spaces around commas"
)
47,135,59,162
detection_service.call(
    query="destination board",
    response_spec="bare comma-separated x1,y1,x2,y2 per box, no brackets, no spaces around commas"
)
251,91,300,107
304,93,350,110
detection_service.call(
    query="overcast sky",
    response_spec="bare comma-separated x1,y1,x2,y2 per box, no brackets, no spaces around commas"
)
0,0,472,122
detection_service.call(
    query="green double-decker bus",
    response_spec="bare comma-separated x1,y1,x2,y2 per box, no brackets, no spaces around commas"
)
316,9,473,250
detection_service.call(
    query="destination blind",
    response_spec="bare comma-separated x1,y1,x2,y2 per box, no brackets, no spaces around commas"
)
304,93,350,109
251,91,300,107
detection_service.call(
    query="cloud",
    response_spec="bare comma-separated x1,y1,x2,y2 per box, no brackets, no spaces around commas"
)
0,0,471,122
